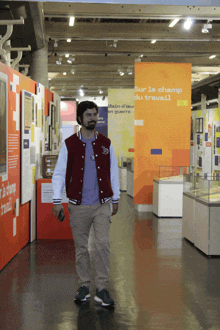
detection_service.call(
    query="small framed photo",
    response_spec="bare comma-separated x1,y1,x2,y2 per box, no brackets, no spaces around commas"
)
196,117,203,134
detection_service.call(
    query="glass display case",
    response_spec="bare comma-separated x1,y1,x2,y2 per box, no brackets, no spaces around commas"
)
156,166,190,182
127,158,134,171
183,173,217,200
195,176,220,204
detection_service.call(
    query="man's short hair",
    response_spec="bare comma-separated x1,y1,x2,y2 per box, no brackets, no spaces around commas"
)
76,101,99,125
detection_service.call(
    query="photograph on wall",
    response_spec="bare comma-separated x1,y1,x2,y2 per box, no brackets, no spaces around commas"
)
24,91,32,132
190,117,193,141
196,117,203,133
49,125,52,151
41,98,44,133
0,72,8,179
21,90,33,204
31,95,35,123
35,100,38,127
50,102,56,129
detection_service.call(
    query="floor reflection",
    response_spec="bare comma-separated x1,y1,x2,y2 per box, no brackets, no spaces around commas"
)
1,193,220,329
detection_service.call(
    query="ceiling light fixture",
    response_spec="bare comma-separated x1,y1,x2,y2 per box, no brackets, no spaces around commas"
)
63,72,67,75
209,55,216,59
65,54,69,58
67,59,72,64
151,39,157,44
67,38,71,42
56,60,61,65
69,16,75,27
169,18,179,28
70,69,75,74
201,21,212,34
79,88,84,97
184,18,193,30
54,39,58,47
99,90,103,94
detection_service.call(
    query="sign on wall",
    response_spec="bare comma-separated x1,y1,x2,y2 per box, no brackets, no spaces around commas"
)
108,89,134,161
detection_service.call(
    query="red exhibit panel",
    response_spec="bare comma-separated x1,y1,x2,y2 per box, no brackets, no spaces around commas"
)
37,179,73,239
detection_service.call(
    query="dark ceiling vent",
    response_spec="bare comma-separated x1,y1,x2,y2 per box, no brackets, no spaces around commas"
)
76,18,94,23
100,18,140,23
50,17,68,23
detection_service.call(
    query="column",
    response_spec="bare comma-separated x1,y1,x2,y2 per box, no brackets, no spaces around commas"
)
30,41,48,88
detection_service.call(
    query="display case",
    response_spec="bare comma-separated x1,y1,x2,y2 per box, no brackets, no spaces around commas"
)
118,156,127,191
182,173,204,244
127,158,134,197
42,155,58,179
153,166,189,217
183,175,220,255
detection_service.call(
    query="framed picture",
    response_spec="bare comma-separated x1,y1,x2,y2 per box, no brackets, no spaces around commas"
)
0,72,8,181
196,118,203,134
49,102,56,129
49,125,52,151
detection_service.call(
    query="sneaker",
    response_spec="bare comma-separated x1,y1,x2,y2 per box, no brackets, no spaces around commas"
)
74,286,90,302
94,289,115,306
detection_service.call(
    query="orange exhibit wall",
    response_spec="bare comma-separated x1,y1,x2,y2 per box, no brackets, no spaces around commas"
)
0,62,36,270
134,62,191,205
37,179,73,239
0,62,54,271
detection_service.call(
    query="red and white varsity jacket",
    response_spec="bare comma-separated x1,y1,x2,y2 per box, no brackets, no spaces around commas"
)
52,131,120,205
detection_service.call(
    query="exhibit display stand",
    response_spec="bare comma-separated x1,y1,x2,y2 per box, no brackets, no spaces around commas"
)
127,158,134,197
153,166,189,217
36,179,72,239
118,157,127,192
182,175,220,256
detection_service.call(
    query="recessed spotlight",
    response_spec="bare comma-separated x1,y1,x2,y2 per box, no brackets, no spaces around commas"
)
209,55,216,59
63,72,67,75
184,18,193,30
67,38,71,42
65,54,69,58
151,40,157,44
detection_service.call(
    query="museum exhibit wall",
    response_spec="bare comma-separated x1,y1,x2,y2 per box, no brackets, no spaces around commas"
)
134,62,192,205
108,89,134,161
191,107,220,179
0,61,61,271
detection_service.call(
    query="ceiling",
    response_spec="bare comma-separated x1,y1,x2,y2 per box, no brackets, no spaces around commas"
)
1,1,220,100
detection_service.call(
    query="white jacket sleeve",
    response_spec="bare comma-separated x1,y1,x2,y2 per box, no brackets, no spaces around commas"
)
52,143,68,204
110,143,120,203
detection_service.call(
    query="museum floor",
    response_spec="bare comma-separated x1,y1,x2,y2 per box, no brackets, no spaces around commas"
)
1,192,220,330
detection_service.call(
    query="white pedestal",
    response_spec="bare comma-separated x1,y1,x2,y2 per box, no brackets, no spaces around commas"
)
182,193,195,244
127,169,134,197
153,179,183,217
118,166,127,191
194,200,220,256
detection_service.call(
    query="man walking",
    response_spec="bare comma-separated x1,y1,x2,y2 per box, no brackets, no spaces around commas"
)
52,101,120,307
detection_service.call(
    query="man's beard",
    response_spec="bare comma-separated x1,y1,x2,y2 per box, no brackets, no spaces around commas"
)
82,121,96,131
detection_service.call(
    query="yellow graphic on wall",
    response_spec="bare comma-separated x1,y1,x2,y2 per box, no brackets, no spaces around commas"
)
108,89,134,162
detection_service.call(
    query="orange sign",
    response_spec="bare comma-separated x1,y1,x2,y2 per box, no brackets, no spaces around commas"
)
134,62,191,204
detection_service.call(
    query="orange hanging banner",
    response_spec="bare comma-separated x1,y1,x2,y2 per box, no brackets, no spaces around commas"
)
134,62,191,205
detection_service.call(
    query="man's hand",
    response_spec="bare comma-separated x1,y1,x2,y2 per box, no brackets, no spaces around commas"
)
111,203,118,216
52,204,64,219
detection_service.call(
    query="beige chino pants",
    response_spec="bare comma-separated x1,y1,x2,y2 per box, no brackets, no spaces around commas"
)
68,201,112,290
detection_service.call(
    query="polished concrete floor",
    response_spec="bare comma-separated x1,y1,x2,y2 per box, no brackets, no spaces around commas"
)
1,193,220,330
